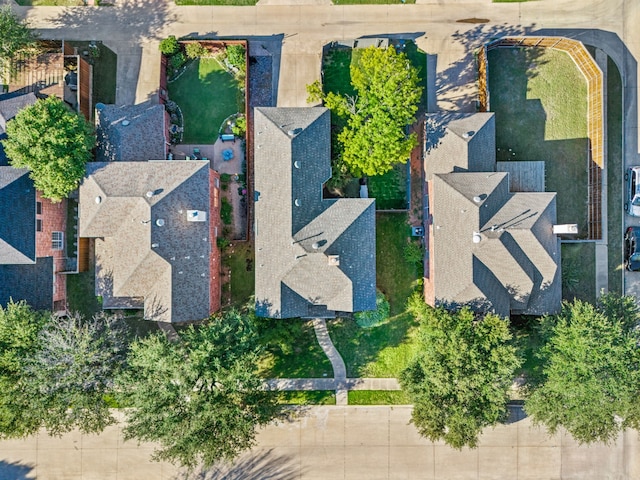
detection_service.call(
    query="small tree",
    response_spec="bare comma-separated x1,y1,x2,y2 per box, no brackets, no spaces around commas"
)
400,293,520,449
0,301,49,439
0,6,39,83
118,310,281,468
225,44,246,72
310,46,422,176
185,42,208,59
525,298,640,444
2,96,94,202
21,313,128,437
159,35,179,55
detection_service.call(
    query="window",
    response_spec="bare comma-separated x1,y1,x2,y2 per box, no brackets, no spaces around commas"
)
36,219,42,232
36,201,42,215
51,231,64,250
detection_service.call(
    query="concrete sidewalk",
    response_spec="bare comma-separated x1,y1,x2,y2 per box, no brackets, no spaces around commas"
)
1,406,637,479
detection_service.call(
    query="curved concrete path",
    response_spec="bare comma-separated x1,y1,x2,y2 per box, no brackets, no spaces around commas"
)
312,318,348,405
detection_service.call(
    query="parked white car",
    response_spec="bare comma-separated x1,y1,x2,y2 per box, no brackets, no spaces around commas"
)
625,166,640,217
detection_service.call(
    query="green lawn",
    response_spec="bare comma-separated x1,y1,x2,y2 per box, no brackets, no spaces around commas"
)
322,48,356,98
368,163,408,210
489,48,589,234
561,242,596,304
222,242,254,308
333,0,415,4
257,319,333,378
67,41,117,106
511,318,544,379
272,391,336,405
348,390,411,405
67,269,102,318
607,57,623,295
168,58,241,144
14,0,82,4
376,213,420,314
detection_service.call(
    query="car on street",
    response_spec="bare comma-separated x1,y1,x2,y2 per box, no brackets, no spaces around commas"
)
624,226,640,271
624,166,640,216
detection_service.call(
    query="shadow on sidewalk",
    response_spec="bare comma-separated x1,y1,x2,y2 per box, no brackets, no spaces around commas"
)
183,448,299,480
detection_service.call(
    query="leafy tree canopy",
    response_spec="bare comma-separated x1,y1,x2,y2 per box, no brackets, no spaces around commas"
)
310,46,422,177
23,313,129,437
525,296,640,444
2,96,94,202
400,293,520,449
118,310,281,469
0,6,38,83
159,35,179,55
0,301,49,439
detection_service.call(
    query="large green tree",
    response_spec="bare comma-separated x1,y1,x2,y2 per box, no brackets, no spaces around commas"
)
2,96,94,202
22,313,128,437
525,297,640,444
118,310,281,468
400,294,520,449
0,301,49,439
0,6,38,84
309,46,422,176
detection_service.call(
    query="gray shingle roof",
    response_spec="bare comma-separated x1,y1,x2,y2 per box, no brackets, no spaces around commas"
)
0,257,53,310
0,167,35,265
425,112,495,180
96,103,166,162
254,107,376,319
78,161,212,323
431,172,561,317
0,92,38,135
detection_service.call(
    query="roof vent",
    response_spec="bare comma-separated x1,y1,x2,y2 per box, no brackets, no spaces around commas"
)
312,242,320,250
472,232,482,244
473,196,482,203
146,191,154,198
294,160,301,169
95,196,102,204
287,127,302,136
294,198,301,207
187,210,207,222
156,218,165,227
151,243,159,248
327,255,340,266
122,120,130,127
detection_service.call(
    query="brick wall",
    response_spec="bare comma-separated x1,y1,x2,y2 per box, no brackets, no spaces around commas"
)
35,192,67,305
209,170,222,313
422,180,435,306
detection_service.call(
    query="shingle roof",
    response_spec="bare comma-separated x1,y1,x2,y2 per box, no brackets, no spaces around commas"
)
0,257,53,310
424,112,495,180
431,172,561,317
0,92,38,135
78,161,212,323
0,167,36,265
254,107,376,319
96,103,166,162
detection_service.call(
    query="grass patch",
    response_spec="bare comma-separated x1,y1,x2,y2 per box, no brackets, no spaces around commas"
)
328,313,419,377
492,0,529,2
489,48,589,235
66,269,102,318
257,319,333,378
607,57,623,295
322,48,356,98
511,317,544,378
271,391,336,405
348,390,411,405
561,242,596,303
222,242,254,308
368,163,407,209
14,0,82,4
168,58,241,144
376,213,419,314
175,0,257,4
67,41,117,105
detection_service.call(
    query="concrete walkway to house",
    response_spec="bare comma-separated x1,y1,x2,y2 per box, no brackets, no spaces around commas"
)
311,318,348,405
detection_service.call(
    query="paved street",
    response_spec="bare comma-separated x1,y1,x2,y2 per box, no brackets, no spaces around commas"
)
1,0,639,478
0,406,638,479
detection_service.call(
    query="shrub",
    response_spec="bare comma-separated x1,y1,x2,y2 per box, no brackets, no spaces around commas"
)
231,116,246,137
221,197,233,225
170,52,187,70
354,292,390,328
217,237,230,250
403,241,424,266
159,36,179,55
185,42,208,59
226,45,246,71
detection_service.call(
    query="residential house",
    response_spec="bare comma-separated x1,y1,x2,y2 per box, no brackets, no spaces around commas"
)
78,160,221,323
0,93,68,313
253,107,376,319
423,112,561,317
